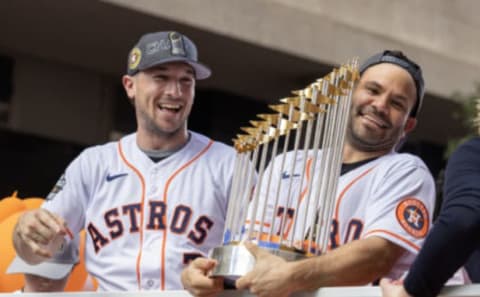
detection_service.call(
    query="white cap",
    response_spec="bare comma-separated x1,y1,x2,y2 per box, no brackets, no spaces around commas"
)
7,235,80,280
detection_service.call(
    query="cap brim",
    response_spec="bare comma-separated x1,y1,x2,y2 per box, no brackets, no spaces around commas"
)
7,256,74,280
139,57,212,80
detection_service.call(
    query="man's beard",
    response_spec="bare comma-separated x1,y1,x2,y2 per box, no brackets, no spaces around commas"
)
346,105,403,153
139,109,184,139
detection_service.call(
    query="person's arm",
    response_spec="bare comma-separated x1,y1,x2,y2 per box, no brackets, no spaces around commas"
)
402,138,480,297
236,237,405,297
13,209,67,264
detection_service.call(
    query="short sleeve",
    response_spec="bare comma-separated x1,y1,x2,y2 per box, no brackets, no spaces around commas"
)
363,158,436,254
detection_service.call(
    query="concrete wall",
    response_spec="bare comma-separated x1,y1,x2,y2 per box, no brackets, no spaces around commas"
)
1,0,478,146
103,0,480,99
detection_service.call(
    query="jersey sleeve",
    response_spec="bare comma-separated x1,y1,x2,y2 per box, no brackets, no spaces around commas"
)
362,157,436,254
42,147,100,234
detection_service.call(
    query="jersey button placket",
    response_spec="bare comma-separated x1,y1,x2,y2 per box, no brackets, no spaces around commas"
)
149,167,159,194
144,279,155,289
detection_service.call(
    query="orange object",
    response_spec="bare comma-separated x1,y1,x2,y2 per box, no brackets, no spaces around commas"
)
0,193,95,292
64,230,90,291
0,212,25,292
21,198,44,210
0,193,26,224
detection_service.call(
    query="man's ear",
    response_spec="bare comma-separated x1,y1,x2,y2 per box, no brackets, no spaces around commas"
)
403,117,417,136
122,75,135,100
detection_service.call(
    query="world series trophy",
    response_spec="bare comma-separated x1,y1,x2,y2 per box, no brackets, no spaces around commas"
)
209,58,360,284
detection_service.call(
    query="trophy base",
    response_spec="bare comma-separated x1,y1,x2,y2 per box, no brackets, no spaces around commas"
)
209,243,306,284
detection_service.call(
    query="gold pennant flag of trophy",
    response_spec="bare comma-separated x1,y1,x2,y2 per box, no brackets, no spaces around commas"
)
209,58,360,284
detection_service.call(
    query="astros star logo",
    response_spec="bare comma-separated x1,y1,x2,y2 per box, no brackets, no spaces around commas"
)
395,197,429,238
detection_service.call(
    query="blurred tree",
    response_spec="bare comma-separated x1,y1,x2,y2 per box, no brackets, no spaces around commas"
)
432,84,480,219
444,83,480,158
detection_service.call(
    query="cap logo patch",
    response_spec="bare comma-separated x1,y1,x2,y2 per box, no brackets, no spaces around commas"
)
146,41,161,55
169,32,186,56
395,197,429,238
128,47,142,71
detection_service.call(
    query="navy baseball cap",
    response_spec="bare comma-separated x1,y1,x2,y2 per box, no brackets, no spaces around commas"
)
359,50,425,118
127,31,211,80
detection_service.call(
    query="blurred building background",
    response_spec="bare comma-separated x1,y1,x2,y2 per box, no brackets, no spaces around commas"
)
0,0,479,197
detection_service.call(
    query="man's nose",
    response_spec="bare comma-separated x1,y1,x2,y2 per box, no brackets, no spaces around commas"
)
370,95,389,113
164,80,181,97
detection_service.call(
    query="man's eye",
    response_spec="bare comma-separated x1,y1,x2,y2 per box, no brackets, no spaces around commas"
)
391,100,405,110
181,78,194,85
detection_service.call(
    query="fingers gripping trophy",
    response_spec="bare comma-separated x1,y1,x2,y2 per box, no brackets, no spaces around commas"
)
209,59,360,283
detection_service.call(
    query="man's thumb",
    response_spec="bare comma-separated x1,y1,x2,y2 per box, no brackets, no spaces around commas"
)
243,241,261,258
379,277,392,287
193,257,217,270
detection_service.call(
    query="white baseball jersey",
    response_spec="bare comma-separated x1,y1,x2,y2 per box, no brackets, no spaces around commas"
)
246,150,435,280
42,132,236,291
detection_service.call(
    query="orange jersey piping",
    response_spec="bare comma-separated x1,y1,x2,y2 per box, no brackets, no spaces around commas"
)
363,229,421,251
118,141,146,290
160,139,214,289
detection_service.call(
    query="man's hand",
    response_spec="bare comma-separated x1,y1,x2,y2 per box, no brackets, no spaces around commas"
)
181,257,224,297
380,278,412,297
24,274,69,292
13,209,67,263
236,242,295,297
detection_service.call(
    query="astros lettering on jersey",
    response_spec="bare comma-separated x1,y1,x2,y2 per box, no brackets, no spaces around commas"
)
43,132,236,290
245,149,435,280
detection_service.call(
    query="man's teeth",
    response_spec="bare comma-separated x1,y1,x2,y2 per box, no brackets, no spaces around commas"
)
159,104,181,111
364,114,387,128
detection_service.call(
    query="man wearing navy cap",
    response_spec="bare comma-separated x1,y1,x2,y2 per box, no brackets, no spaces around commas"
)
182,50,460,297
13,31,236,291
